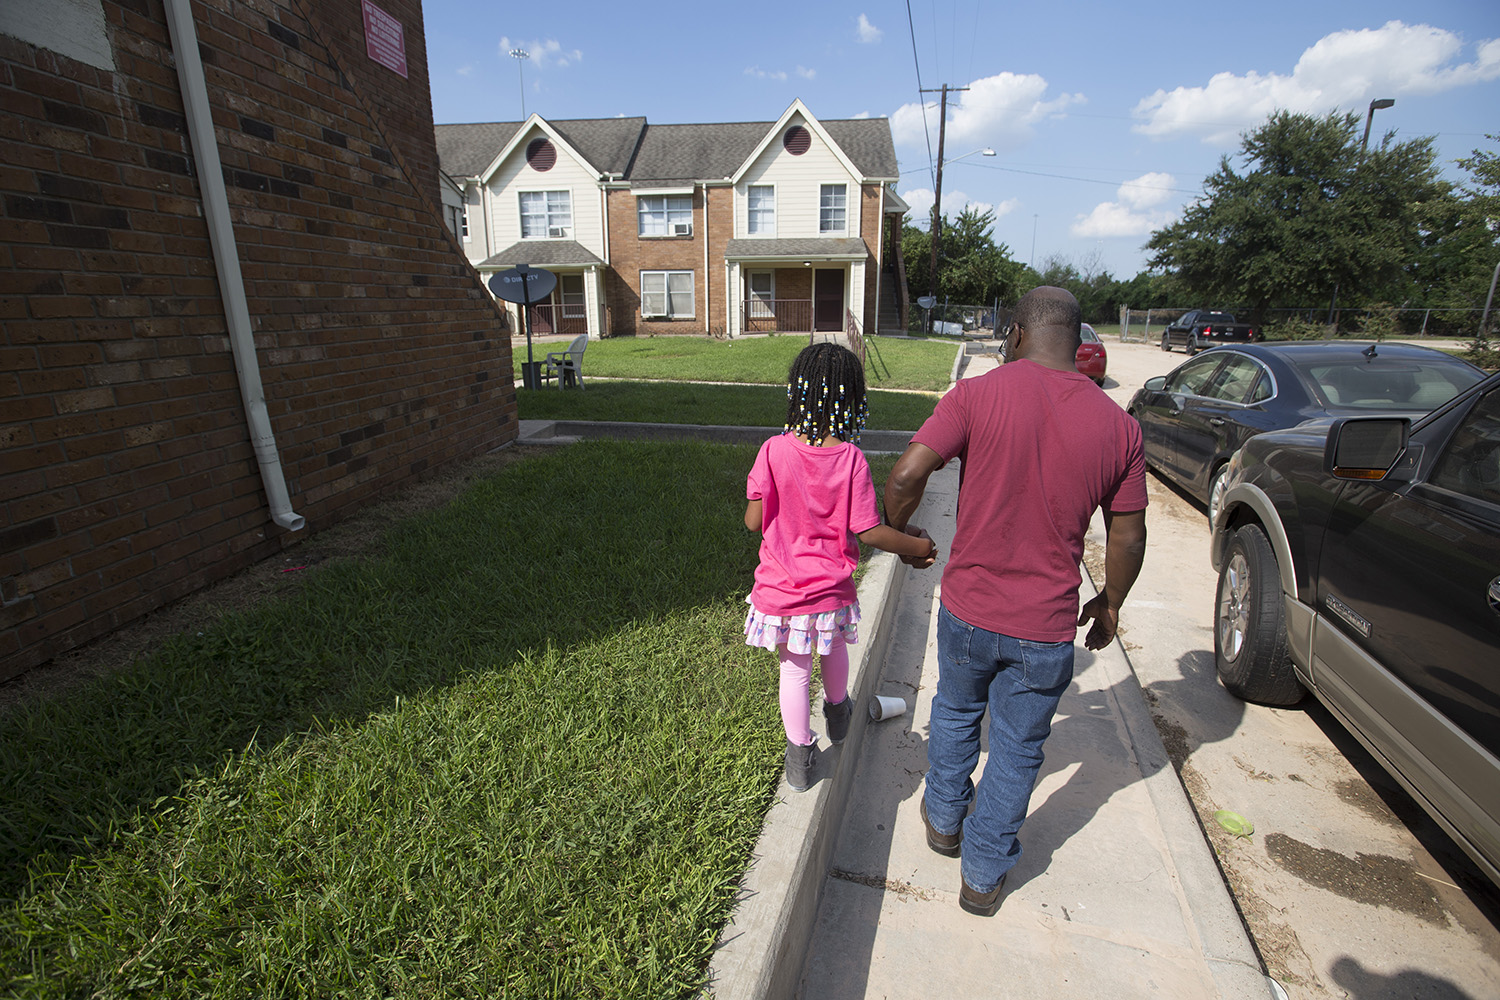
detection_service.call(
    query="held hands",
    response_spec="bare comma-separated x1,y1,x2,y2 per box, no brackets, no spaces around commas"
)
1077,592,1119,651
900,525,938,570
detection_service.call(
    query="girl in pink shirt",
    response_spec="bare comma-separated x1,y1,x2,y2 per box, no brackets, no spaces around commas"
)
744,344,937,791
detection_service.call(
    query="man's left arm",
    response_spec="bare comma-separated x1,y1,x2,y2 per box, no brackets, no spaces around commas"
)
1077,508,1147,651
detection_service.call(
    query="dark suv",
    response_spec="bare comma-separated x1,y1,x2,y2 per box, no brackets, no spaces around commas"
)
1210,369,1500,886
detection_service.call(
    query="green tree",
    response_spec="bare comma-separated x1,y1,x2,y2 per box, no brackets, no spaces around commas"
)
1146,111,1451,319
902,206,1026,306
1413,136,1500,334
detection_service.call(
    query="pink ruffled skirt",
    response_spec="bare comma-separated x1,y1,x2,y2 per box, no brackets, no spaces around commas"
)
744,597,861,656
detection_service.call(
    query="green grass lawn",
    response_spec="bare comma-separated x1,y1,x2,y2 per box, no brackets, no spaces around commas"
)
518,381,938,430
1,441,843,998
515,335,957,393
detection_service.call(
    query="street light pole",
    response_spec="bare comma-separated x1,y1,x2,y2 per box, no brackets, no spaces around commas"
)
1361,97,1394,154
510,49,529,119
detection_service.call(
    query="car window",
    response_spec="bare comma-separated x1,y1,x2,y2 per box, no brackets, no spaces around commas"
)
1165,356,1223,396
1431,388,1500,506
1080,327,1099,343
1202,356,1264,403
1298,358,1485,409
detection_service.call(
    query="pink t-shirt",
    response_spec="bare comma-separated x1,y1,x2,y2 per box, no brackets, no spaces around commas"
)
746,434,882,617
913,359,1147,642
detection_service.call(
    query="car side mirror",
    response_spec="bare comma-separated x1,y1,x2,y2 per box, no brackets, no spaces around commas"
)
1144,376,1166,391
1325,417,1412,481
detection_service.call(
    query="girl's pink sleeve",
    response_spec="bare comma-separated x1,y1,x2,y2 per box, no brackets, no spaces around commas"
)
848,450,881,534
747,439,772,500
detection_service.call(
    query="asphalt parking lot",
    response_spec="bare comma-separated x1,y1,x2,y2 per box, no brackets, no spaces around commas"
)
1081,337,1500,999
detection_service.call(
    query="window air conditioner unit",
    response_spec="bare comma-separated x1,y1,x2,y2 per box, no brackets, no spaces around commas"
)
673,223,691,236
548,226,567,238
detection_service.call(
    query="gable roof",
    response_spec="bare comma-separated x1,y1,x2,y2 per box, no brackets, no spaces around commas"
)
435,110,896,184
435,117,647,180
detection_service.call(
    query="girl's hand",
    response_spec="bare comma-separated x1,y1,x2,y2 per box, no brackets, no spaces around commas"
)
902,526,938,569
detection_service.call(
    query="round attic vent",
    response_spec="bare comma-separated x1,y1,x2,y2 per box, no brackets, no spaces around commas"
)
783,126,811,156
526,138,557,171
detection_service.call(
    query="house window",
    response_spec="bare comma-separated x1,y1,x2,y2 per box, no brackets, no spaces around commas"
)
520,190,571,238
748,185,775,235
748,271,774,318
460,204,469,240
820,184,846,233
641,270,694,319
638,195,693,237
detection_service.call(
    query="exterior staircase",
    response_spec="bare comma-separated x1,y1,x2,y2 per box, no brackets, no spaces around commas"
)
876,271,905,335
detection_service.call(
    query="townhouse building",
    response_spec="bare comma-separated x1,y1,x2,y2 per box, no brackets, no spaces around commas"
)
435,101,910,340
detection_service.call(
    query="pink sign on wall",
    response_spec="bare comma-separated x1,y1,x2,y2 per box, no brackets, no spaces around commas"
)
361,0,408,79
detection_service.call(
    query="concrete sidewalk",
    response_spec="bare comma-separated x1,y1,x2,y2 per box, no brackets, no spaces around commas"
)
705,353,1280,1000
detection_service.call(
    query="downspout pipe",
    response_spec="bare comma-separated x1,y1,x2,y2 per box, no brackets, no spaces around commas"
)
163,0,304,531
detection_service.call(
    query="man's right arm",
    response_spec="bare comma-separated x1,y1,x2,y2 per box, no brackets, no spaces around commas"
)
883,442,944,533
1077,508,1147,650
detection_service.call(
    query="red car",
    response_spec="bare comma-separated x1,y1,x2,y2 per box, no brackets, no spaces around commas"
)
1075,323,1107,385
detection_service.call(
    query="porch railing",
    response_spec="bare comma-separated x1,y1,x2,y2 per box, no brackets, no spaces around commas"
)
529,304,588,337
743,298,813,334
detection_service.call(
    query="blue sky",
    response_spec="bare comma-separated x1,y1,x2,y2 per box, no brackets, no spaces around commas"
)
420,0,1500,284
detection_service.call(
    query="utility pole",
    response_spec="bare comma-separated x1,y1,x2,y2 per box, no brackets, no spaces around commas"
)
921,84,968,335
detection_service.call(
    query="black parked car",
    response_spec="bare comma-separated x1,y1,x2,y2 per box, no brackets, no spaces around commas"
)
1127,342,1485,523
1210,369,1500,885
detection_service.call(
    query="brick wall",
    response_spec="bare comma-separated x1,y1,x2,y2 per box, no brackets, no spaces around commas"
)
860,183,881,327
0,0,515,679
605,187,706,336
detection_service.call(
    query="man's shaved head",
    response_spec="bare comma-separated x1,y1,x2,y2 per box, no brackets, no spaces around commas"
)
1013,286,1081,337
1006,286,1082,369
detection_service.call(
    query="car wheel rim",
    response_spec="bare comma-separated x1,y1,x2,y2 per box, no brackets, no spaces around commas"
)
1218,552,1250,663
1209,471,1227,526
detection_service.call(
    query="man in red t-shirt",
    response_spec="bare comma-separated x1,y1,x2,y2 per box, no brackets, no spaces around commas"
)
884,286,1148,916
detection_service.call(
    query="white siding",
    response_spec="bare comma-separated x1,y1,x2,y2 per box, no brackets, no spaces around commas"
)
737,113,860,239
484,126,604,257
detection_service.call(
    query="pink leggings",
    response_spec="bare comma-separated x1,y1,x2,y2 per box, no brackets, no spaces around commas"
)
780,638,849,746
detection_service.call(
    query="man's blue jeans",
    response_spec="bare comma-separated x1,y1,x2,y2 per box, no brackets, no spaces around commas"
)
924,602,1075,893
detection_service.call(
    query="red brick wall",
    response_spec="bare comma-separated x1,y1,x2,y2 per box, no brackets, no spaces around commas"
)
0,0,514,678
605,187,703,336
861,183,881,328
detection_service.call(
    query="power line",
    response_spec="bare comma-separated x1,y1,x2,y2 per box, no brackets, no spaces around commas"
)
905,0,935,188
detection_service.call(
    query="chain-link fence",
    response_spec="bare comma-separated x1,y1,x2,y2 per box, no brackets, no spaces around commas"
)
1119,306,1489,342
906,301,1013,339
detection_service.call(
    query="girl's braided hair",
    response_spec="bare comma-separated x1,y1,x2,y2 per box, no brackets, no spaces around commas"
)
784,342,868,445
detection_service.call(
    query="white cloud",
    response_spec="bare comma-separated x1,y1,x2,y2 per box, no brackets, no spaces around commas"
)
745,66,789,81
856,14,882,44
890,72,1082,152
1134,21,1500,144
796,66,816,80
1071,173,1180,238
456,65,472,77
498,37,582,70
851,111,872,120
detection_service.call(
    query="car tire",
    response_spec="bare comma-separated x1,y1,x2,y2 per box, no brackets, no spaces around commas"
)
1215,524,1304,706
1207,465,1229,527
1160,333,1172,352
1186,336,1200,356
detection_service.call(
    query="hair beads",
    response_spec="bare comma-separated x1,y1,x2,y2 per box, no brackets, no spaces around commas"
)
782,343,868,445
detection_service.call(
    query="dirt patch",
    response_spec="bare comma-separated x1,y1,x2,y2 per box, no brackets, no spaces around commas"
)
1264,832,1446,926
0,445,551,717
829,867,936,901
1224,865,1320,990
1151,711,1193,771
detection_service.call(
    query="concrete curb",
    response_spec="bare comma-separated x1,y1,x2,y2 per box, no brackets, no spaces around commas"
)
705,552,909,1000
518,420,916,454
1079,568,1276,998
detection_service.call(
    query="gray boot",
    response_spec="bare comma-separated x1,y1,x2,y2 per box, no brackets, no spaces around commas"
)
785,739,815,792
822,696,852,745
